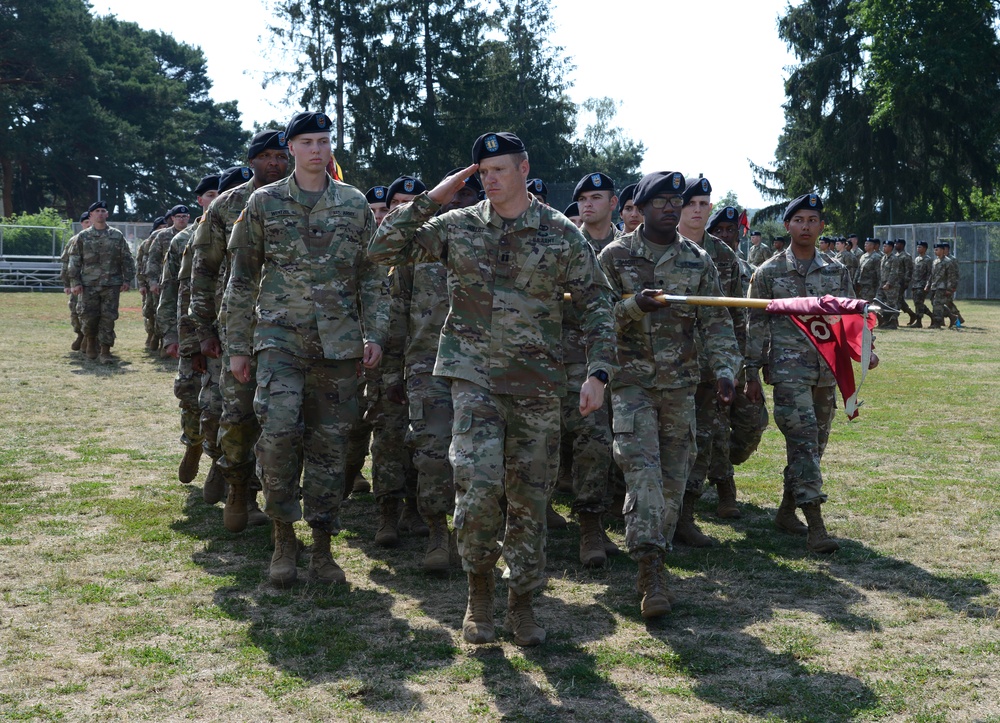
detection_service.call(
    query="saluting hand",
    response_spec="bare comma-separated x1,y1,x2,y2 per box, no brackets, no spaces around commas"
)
428,164,479,207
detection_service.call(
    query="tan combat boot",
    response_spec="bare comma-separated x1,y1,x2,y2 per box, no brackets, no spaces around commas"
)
98,344,114,364
422,514,450,572
144,331,155,350
802,501,840,554
85,336,99,360
178,443,202,485
202,461,225,505
374,496,400,547
602,527,621,556
672,491,714,547
546,501,568,530
398,496,429,536
223,478,249,533
309,529,347,584
714,476,742,519
774,488,808,536
247,495,270,527
636,552,672,619
577,511,607,568
71,332,84,351
269,520,299,587
463,571,496,644
505,589,545,646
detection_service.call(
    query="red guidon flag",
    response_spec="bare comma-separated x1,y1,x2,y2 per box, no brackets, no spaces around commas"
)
738,209,750,237
764,295,877,419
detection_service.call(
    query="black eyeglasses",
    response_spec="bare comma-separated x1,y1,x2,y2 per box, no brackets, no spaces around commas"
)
649,196,685,209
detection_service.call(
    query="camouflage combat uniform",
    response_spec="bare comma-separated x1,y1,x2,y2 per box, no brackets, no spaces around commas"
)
929,253,959,326
879,249,904,325
224,174,387,533
369,193,617,594
729,255,768,464
834,248,859,292
67,225,136,347
145,225,181,337
60,233,83,336
597,228,739,557
746,248,855,506
135,233,157,339
911,251,932,321
748,242,771,267
895,248,914,316
856,249,883,302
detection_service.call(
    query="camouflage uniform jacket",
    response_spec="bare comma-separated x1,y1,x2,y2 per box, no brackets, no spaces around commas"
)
897,250,914,288
368,192,618,397
156,221,199,347
748,243,771,267
911,253,932,289
561,224,620,367
695,231,746,379
177,244,200,358
67,226,136,288
835,249,859,279
382,259,448,387
597,227,740,391
856,250,883,299
880,250,903,291
135,234,155,290
746,248,855,387
929,255,959,292
144,226,181,287
60,232,83,287
190,179,256,347
224,173,387,360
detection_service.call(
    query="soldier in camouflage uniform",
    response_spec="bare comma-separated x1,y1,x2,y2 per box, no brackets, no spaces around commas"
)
834,237,859,293
136,215,168,351
878,240,902,328
370,132,617,647
748,231,771,266
927,241,960,328
61,212,91,352
893,239,916,324
67,201,136,364
856,238,883,302
146,205,191,344
908,241,932,327
676,179,745,546
225,111,388,588
745,193,874,554
618,184,642,235
598,172,739,619
191,132,290,533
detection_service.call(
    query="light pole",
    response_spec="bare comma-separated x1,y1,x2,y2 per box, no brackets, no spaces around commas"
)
87,175,102,203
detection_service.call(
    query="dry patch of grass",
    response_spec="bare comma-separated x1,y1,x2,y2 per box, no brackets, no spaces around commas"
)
1,292,999,722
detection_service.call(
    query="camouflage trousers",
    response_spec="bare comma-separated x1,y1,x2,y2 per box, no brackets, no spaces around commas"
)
450,379,559,595
142,288,159,335
369,377,416,499
253,349,358,533
772,382,836,506
687,381,733,494
345,376,372,478
730,369,768,465
76,286,120,346
218,354,262,494
68,292,81,334
560,363,611,514
894,286,914,316
198,356,223,461
931,290,959,325
611,385,696,557
911,287,931,319
174,356,204,448
406,373,454,520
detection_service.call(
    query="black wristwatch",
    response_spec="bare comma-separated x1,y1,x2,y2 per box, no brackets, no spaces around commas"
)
589,370,609,384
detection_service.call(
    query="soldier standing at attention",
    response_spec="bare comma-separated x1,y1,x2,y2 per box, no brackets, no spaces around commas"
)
226,111,388,587
526,178,548,204
191,130,290,532
563,202,582,227
856,238,883,302
146,205,191,349
598,172,739,618
744,194,876,554
908,241,932,327
136,215,168,351
61,212,91,352
369,132,617,646
834,237,859,292
68,201,136,364
748,230,771,266
617,184,641,234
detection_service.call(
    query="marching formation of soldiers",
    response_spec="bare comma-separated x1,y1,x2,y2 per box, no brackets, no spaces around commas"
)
61,109,971,648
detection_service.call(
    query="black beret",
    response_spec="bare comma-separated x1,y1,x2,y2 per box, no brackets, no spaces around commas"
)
79,212,90,222
447,167,483,194
707,206,739,232
88,201,107,212
682,176,712,203
782,193,823,222
633,171,685,206
865,237,879,244
617,183,637,213
386,176,426,207
219,166,253,194
194,174,220,196
365,186,389,205
573,172,615,201
247,129,287,160
564,202,580,217
916,241,928,248
526,178,548,197
750,230,762,237
471,132,525,164
151,216,166,228
169,204,190,216
882,240,894,247
934,241,950,248
285,111,333,140
848,233,858,239
894,238,906,245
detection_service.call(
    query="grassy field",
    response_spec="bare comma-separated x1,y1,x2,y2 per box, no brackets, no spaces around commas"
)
1,291,998,722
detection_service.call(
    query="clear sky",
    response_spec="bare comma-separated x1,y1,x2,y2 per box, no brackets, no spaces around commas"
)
90,0,798,208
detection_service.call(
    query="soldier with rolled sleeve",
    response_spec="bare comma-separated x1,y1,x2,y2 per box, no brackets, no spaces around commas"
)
369,131,617,647
225,111,389,587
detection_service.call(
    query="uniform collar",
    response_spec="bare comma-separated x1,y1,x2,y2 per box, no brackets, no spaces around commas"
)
484,196,541,232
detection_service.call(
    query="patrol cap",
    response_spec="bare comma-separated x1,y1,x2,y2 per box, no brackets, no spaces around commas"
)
168,204,191,216
573,172,615,201
782,193,823,222
79,212,90,222
526,178,548,197
284,111,332,140
447,167,483,194
633,171,686,206
471,132,526,164
707,206,739,232
151,215,166,228
564,202,580,218
247,129,287,160
682,176,712,204
934,241,950,248
386,176,426,207
617,183,637,213
88,200,107,212
193,174,220,196
916,241,928,248
365,185,389,205
219,166,253,194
